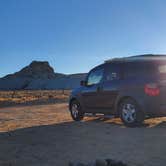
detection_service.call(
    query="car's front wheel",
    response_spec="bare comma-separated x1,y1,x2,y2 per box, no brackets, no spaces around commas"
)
70,100,84,121
119,98,145,127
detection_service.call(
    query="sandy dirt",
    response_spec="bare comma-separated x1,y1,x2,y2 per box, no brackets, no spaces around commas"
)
0,103,166,166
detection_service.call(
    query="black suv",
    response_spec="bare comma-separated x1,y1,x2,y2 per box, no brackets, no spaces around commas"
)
69,54,166,126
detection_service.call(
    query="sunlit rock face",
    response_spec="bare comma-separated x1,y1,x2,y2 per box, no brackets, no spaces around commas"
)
0,61,86,90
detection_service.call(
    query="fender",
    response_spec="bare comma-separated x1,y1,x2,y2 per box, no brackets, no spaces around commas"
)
114,91,146,115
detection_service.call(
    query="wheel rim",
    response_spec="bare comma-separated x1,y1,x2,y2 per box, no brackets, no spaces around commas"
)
71,103,79,118
122,103,136,123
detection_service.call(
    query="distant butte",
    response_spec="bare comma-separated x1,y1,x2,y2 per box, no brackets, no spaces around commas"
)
0,61,86,90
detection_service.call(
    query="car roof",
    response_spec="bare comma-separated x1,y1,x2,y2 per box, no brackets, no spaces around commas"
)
89,54,166,72
105,54,166,63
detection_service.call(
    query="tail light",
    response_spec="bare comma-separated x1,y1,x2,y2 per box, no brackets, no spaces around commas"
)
144,83,160,96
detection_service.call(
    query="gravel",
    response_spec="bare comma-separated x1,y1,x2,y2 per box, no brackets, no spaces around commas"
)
69,159,128,166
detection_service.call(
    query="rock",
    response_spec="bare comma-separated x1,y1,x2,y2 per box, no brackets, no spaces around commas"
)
5,61,55,79
95,159,107,166
105,159,115,166
105,159,127,166
86,163,96,166
112,161,127,166
0,61,87,90
69,159,128,166
69,161,86,166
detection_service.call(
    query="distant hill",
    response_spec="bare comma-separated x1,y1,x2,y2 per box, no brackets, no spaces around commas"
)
0,61,87,90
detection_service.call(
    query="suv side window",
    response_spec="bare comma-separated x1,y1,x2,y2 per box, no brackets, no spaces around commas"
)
87,67,104,86
124,61,155,78
104,64,121,81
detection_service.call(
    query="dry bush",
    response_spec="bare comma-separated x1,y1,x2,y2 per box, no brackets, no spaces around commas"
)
0,90,71,106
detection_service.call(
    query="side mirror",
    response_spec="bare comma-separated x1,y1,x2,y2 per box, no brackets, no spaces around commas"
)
80,80,87,86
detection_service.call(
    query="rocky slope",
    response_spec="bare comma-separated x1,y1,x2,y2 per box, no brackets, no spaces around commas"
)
0,61,86,90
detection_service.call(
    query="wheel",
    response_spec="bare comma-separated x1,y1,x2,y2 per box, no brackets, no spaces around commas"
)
119,98,145,127
70,100,84,121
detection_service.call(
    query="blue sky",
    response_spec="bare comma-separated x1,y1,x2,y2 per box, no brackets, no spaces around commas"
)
1,0,166,77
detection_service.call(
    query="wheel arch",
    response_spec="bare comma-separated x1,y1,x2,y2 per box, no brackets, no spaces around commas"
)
115,96,140,116
69,97,77,110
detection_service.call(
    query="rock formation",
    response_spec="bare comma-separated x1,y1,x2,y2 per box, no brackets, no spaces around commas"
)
0,61,86,90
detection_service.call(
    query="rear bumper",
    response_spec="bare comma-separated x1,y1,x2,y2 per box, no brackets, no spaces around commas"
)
144,97,166,116
158,104,166,115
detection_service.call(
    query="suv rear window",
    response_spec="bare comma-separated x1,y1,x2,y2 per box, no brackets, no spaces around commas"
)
124,61,156,78
158,65,166,73
157,60,166,73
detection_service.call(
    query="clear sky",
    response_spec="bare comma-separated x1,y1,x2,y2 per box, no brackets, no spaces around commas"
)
1,0,166,77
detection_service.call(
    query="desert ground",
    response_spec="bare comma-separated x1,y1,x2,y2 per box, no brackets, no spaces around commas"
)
0,91,166,166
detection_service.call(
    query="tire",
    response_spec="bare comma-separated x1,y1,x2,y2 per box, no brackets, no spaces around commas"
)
70,100,84,121
118,98,145,127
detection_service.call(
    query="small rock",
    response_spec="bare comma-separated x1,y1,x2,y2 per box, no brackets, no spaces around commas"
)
69,161,86,166
113,161,127,166
86,162,96,166
105,159,127,166
105,159,115,166
95,159,107,166
69,159,128,166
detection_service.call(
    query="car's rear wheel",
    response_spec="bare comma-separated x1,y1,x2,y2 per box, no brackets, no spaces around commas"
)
70,100,84,121
119,98,145,127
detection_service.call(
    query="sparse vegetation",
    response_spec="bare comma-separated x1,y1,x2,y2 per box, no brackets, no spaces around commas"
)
0,90,71,107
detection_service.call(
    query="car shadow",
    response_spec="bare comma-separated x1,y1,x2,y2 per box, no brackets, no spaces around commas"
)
0,117,166,166
84,116,152,128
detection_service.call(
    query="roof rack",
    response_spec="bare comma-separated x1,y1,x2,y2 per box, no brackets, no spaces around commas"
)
105,54,166,63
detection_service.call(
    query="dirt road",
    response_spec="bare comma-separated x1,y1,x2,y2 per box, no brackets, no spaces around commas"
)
0,103,166,166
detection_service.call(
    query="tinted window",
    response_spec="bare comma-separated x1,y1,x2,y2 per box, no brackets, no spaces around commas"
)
105,64,121,81
158,65,166,73
87,67,104,85
156,60,166,73
124,61,155,78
